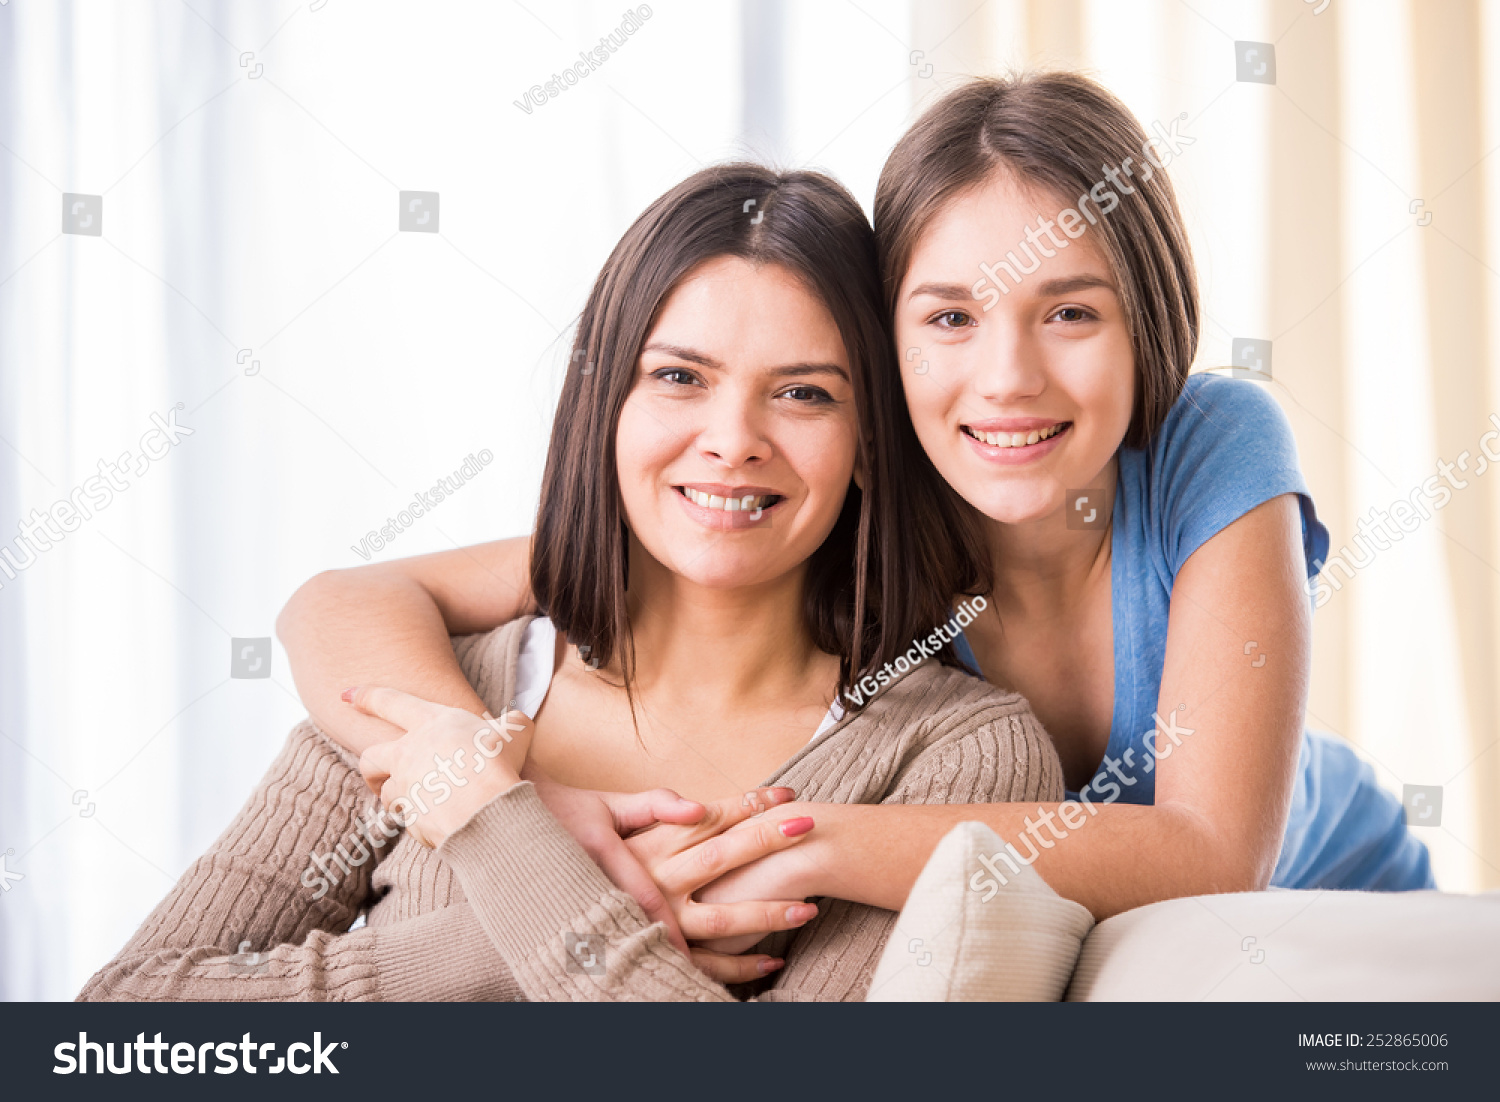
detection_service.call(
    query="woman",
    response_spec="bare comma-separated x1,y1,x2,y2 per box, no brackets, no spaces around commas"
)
79,164,1063,1001
280,71,1431,932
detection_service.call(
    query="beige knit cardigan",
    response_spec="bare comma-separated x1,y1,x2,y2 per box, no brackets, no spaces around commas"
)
79,616,1063,1002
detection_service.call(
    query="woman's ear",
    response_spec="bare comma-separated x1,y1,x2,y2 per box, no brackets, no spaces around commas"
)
853,462,866,492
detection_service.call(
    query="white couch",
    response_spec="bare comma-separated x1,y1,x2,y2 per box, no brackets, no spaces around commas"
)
865,822,1500,1001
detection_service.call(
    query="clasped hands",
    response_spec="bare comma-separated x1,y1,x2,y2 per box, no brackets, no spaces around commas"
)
345,686,822,983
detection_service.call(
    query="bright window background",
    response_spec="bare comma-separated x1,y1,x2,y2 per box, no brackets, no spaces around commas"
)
2,0,1497,1000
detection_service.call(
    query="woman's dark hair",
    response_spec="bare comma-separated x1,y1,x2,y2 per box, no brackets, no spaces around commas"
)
874,72,1200,448
530,163,987,709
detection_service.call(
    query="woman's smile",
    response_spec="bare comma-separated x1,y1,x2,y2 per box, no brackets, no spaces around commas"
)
673,483,785,529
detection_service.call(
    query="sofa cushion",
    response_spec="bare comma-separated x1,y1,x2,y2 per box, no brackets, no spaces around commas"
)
866,821,1095,1001
1067,888,1500,1000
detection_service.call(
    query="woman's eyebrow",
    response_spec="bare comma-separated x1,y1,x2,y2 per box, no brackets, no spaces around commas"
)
643,343,848,382
770,362,849,381
642,342,719,367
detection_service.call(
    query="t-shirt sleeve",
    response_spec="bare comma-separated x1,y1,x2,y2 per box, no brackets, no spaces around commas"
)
1149,374,1329,580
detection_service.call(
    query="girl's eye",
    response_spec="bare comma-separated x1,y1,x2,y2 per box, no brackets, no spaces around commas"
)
931,309,974,329
1050,305,1095,324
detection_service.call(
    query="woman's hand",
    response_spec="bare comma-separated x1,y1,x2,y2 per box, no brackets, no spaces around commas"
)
347,685,532,849
624,789,821,983
525,775,708,953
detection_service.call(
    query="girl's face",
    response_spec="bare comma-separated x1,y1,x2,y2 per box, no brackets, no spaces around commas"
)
894,171,1135,527
615,256,858,591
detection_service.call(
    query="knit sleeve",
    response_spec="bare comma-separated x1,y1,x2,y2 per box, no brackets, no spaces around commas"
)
75,720,489,1001
438,781,738,1002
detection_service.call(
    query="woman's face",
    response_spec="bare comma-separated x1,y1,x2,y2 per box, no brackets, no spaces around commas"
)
893,171,1135,527
615,256,858,591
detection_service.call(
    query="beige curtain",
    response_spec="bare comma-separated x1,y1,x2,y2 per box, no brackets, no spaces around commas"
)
907,0,1499,891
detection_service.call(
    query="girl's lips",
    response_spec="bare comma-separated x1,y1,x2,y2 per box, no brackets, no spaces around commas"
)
960,421,1071,464
673,486,781,530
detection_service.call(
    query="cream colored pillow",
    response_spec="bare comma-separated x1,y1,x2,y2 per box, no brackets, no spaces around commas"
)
866,821,1095,1001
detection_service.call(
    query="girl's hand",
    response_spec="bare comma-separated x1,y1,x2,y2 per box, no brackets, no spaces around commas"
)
347,685,531,849
624,789,820,983
526,775,708,953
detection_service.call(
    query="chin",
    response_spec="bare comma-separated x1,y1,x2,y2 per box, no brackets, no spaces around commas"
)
670,559,777,589
962,480,1062,526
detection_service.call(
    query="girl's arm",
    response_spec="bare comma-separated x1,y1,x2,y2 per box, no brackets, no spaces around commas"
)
78,722,512,1001
707,494,1310,921
276,537,533,756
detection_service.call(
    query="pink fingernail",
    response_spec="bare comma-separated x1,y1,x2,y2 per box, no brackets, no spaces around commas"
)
786,904,817,924
779,816,814,838
341,687,358,703
757,958,784,976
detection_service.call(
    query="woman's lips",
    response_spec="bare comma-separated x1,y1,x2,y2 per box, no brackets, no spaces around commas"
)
960,421,1071,464
673,485,782,530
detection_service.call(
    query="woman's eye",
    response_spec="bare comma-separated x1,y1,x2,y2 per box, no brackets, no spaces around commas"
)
652,367,702,387
1049,306,1095,324
931,309,974,329
781,385,833,404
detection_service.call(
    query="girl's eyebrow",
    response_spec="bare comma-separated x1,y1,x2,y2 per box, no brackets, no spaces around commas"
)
1032,275,1116,296
642,342,849,381
907,275,1116,302
907,281,974,301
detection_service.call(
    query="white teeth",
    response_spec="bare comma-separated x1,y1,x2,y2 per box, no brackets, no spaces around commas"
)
683,489,772,513
968,424,1064,449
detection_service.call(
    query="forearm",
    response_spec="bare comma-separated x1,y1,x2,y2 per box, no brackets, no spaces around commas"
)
763,800,1261,921
277,537,534,756
79,903,514,1002
278,570,484,753
440,783,735,1002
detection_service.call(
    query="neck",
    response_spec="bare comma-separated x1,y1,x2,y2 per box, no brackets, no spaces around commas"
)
984,455,1117,615
614,538,830,708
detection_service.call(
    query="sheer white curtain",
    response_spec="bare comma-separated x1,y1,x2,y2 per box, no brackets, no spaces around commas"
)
3,0,1496,1003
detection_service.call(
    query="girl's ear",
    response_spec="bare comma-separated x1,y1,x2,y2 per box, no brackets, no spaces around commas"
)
853,462,866,491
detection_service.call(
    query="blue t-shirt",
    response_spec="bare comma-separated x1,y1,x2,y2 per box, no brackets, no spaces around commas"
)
955,374,1432,890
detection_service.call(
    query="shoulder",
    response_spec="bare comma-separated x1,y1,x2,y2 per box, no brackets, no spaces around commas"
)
451,615,537,713
857,662,1065,801
1127,375,1315,575
1149,373,1300,471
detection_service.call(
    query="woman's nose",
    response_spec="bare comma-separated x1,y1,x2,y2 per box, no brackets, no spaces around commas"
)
696,394,769,468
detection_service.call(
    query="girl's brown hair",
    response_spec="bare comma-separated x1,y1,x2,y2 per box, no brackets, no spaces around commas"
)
874,71,1200,448
531,164,986,708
